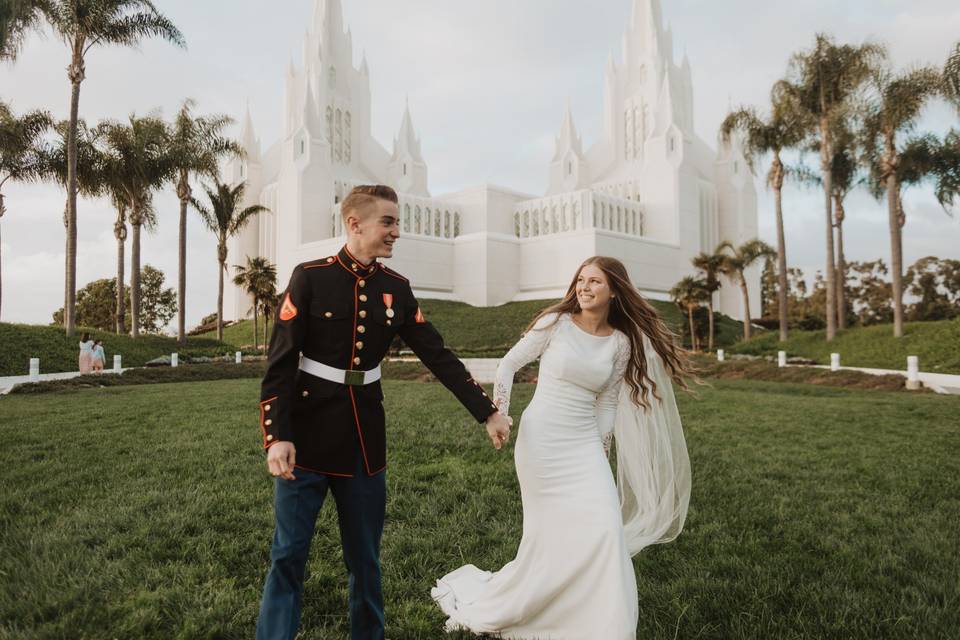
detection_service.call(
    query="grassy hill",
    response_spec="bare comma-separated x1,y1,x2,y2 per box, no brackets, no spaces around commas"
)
728,318,960,374
209,297,751,356
0,323,240,377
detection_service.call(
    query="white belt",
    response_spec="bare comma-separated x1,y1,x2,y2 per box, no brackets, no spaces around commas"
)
298,355,381,386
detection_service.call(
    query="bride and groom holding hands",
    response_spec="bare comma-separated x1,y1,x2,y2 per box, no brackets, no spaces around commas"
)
256,185,693,640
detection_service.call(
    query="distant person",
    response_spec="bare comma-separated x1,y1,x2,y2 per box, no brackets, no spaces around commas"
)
78,333,94,374
91,340,105,373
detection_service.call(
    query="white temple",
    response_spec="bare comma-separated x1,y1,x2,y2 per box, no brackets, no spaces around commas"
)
224,0,759,322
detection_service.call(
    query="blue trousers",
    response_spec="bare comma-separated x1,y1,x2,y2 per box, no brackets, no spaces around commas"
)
256,451,386,640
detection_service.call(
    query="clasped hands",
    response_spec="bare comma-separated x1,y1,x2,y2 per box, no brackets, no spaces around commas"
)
486,400,513,450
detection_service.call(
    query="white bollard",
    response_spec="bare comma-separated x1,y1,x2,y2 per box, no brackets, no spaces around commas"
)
830,353,840,372
171,352,179,368
29,358,40,382
778,351,787,368
235,351,242,364
906,355,920,390
113,354,122,373
717,349,725,362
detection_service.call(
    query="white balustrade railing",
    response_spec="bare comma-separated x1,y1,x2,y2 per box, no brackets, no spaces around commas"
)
512,189,644,238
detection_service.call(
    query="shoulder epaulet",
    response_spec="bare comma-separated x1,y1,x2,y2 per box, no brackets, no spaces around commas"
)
380,265,409,282
303,256,338,270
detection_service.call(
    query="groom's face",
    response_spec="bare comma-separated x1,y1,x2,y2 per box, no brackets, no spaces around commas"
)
349,198,401,259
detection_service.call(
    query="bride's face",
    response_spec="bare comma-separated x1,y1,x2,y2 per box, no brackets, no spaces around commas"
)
575,264,613,313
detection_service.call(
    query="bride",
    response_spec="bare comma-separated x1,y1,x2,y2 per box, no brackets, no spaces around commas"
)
432,256,695,639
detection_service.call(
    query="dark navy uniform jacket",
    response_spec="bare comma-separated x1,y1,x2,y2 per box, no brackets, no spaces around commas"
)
259,245,499,477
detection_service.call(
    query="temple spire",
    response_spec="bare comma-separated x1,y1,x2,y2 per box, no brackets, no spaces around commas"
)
393,99,423,161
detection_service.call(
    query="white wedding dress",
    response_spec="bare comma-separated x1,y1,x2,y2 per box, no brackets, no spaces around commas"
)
432,312,641,639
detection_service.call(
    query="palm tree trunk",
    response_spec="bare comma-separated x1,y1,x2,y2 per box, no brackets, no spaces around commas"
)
217,260,225,342
64,52,84,337
253,299,259,351
707,299,715,352
130,214,142,338
114,217,126,334
820,119,837,341
687,306,696,351
834,194,847,330
264,313,269,352
0,207,4,321
888,170,904,337
177,198,188,344
176,173,191,345
772,160,789,342
740,274,752,340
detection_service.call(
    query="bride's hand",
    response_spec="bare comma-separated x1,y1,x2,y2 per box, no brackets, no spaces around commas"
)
485,412,511,450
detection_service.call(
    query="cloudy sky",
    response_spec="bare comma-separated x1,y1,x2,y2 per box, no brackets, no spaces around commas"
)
1,0,958,329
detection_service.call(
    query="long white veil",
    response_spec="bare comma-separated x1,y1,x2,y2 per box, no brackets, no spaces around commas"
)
614,334,691,556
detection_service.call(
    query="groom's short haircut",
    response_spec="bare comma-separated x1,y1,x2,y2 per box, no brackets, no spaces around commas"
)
341,185,398,221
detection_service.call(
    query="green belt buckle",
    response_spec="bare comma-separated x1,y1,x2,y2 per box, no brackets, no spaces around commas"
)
344,370,365,386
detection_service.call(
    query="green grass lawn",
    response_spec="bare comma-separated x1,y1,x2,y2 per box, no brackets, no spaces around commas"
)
0,322,241,377
2,380,958,639
208,297,751,355
728,318,960,374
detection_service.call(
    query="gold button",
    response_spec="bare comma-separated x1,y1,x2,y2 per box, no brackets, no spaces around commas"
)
327,257,335,263
359,310,367,318
356,341,364,349
351,262,357,269
265,419,273,426
302,390,309,397
359,294,368,302
386,319,392,326
324,311,333,318
357,325,366,334
359,280,366,288
353,357,361,365
267,435,274,442
264,404,272,411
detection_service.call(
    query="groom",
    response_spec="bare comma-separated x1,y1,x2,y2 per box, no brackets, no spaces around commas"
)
256,184,512,640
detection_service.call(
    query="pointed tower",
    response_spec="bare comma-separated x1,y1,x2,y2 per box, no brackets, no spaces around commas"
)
387,100,429,196
225,103,265,321
547,104,589,195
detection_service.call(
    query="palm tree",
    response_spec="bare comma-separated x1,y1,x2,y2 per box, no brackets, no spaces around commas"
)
720,88,810,343
861,61,942,337
191,179,268,341
95,114,172,337
945,42,960,110
781,34,881,341
259,288,279,350
670,276,708,351
0,101,52,320
233,256,276,352
0,0,47,60
691,247,725,352
168,100,242,344
38,0,184,335
718,239,776,340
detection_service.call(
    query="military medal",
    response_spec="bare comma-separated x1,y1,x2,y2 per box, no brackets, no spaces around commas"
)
383,293,395,318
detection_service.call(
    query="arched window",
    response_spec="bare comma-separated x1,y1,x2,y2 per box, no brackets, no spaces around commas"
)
454,212,461,237
514,212,520,237
532,212,540,236
403,204,411,233
423,208,431,236
414,206,422,234
444,211,451,237
434,210,441,236
335,109,342,162
344,111,351,163
523,211,530,237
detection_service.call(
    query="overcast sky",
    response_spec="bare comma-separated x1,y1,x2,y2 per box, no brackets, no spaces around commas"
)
1,0,958,329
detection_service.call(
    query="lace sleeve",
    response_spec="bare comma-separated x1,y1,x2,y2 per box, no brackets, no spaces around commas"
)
493,313,561,416
596,332,630,455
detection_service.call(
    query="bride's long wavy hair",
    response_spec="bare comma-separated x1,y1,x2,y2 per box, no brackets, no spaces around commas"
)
525,256,697,409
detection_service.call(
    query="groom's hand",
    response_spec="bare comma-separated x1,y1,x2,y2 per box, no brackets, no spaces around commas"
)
485,412,512,450
267,441,297,481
